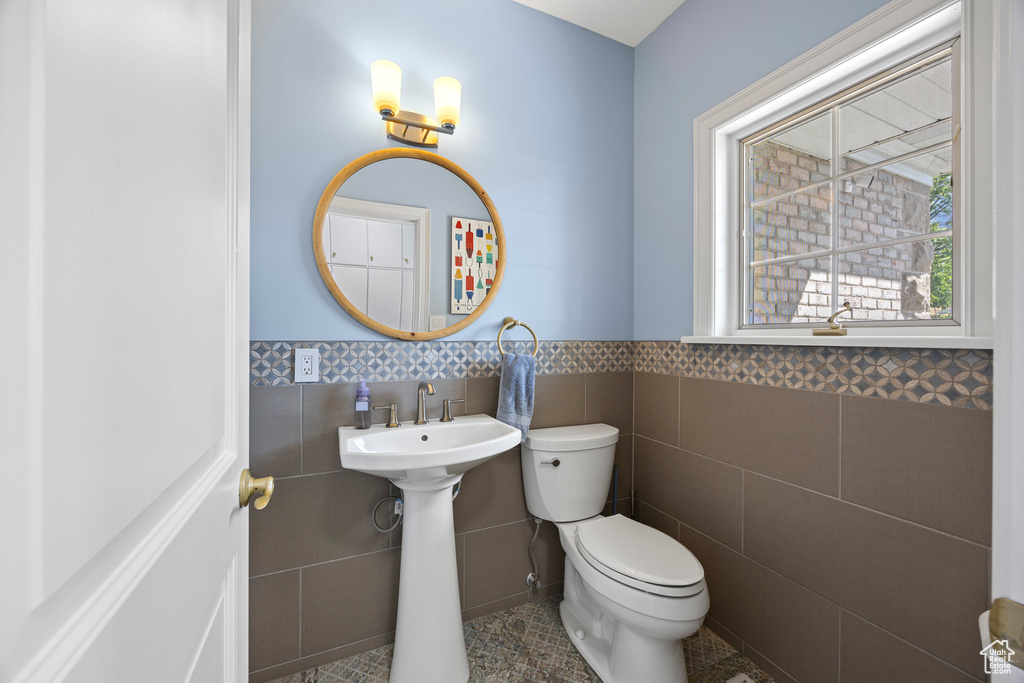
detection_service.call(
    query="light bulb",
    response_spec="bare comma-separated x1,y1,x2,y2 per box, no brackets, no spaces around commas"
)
433,76,461,130
371,60,401,116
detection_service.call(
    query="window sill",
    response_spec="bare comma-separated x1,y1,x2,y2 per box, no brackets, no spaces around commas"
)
679,335,992,349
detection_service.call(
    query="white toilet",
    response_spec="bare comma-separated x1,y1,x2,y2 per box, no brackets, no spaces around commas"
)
521,424,710,683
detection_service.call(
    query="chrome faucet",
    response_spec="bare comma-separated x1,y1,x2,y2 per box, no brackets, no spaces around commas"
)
415,381,436,425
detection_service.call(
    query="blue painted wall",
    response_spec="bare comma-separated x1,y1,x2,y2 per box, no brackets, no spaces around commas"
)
251,0,634,341
633,0,891,339
252,0,898,342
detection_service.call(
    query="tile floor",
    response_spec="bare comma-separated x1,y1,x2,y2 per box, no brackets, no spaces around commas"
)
269,596,775,683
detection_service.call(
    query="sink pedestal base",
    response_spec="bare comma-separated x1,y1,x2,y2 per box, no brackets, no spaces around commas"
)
338,416,522,682
389,484,468,683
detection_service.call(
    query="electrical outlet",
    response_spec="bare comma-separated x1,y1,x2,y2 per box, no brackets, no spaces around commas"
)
294,348,320,383
429,315,446,331
725,675,755,683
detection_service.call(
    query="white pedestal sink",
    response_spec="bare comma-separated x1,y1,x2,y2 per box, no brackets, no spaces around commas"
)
339,414,521,683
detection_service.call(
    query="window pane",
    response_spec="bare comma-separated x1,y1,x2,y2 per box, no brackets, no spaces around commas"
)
838,58,951,165
838,236,952,321
748,257,831,325
749,112,831,203
739,44,959,332
750,186,832,264
927,235,953,319
838,152,951,248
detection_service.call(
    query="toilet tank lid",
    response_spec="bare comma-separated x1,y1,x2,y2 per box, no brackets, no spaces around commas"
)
523,424,619,451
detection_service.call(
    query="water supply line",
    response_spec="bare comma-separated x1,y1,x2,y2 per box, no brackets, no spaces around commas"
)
611,465,619,515
373,484,459,534
526,517,543,589
372,495,403,533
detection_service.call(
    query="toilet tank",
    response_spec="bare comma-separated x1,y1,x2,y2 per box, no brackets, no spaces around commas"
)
521,424,619,522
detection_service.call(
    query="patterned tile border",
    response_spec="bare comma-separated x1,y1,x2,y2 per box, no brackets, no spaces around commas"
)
636,342,993,410
251,340,992,410
249,341,635,385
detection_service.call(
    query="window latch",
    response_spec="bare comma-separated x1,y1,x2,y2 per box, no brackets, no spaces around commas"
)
812,301,853,336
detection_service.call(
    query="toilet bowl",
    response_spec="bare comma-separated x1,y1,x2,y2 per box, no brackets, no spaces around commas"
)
521,424,710,683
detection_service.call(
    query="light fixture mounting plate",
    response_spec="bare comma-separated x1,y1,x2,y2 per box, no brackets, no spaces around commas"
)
385,110,440,148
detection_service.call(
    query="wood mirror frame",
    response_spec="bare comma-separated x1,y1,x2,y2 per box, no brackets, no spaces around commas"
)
313,148,506,340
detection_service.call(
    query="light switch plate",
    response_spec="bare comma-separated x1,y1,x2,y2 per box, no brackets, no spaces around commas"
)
294,348,320,383
429,315,446,331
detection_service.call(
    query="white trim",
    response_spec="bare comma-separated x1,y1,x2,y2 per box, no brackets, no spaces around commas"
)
225,0,242,462
680,335,992,349
234,2,251,679
10,446,237,683
960,0,992,339
692,0,989,342
990,0,1024,655
328,195,430,225
326,196,431,333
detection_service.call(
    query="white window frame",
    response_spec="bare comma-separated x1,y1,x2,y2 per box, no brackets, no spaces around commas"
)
690,0,993,348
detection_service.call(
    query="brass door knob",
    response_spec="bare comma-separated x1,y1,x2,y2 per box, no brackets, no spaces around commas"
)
239,469,274,509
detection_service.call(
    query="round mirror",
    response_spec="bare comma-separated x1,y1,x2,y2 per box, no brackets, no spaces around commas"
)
313,149,505,339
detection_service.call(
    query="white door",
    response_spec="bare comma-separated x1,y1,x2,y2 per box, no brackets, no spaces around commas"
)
328,214,368,266
991,0,1024,679
367,220,405,269
367,269,405,330
0,1,252,682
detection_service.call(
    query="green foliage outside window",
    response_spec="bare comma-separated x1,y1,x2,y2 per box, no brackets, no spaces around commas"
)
930,173,953,313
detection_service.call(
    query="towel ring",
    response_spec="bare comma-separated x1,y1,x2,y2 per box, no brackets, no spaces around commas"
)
497,316,538,358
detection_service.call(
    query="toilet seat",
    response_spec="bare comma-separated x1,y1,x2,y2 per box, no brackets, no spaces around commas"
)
575,515,704,598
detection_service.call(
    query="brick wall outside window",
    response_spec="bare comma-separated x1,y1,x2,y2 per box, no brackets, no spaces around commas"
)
749,141,935,325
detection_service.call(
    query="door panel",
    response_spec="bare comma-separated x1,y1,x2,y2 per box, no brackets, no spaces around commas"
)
328,214,368,266
42,0,230,597
332,266,369,314
367,269,404,330
401,270,415,331
0,0,251,680
189,602,226,683
402,223,415,266
367,220,404,269
69,454,242,682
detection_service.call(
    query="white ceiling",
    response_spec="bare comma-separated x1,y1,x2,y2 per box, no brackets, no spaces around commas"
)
771,58,952,185
511,0,687,47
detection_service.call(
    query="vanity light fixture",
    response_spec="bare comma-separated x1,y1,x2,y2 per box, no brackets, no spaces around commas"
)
371,60,461,149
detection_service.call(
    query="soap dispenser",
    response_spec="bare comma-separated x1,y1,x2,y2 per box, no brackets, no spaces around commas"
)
355,378,371,429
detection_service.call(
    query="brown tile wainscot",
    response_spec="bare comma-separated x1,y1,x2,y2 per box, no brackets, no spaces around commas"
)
248,340,991,683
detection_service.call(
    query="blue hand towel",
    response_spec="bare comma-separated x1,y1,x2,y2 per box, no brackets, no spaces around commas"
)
497,352,535,443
